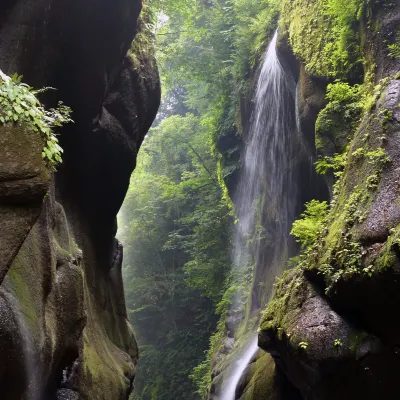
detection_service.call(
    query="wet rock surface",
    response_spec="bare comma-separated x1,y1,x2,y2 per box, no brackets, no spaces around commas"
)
256,3,400,400
0,0,160,399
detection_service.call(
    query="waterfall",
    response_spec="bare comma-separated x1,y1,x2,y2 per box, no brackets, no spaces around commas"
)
232,29,297,316
221,31,298,400
2,287,40,400
220,337,258,400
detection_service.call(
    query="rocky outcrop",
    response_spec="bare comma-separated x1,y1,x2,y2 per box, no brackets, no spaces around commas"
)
237,351,301,400
257,1,400,400
0,1,160,399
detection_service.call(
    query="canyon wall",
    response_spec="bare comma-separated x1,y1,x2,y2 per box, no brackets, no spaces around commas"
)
0,1,160,399
245,1,400,399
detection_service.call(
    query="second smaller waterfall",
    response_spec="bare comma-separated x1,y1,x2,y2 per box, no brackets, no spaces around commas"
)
220,337,259,400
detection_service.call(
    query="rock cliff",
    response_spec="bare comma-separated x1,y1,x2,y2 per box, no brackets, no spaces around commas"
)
255,1,400,399
0,1,160,399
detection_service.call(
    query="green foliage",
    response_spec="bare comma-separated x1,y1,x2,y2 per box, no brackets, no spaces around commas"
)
135,3,282,396
119,111,232,399
291,200,329,249
281,0,364,78
0,70,72,170
189,327,225,398
388,43,400,59
230,0,280,88
316,82,363,144
351,146,390,170
326,81,361,104
189,359,210,399
154,0,279,126
315,152,347,175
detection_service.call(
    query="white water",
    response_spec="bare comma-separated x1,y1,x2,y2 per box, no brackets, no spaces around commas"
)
232,31,296,311
222,31,297,400
220,337,259,400
3,287,40,400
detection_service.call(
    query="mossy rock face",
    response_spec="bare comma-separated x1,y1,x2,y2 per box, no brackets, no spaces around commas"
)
297,65,328,152
0,0,160,398
237,351,302,400
300,78,400,340
0,123,50,286
259,2,400,399
259,269,400,400
280,0,364,80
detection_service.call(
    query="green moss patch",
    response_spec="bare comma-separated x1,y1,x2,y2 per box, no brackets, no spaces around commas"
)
280,0,364,79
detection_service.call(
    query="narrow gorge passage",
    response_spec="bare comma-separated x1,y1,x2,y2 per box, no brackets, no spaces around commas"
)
0,0,400,400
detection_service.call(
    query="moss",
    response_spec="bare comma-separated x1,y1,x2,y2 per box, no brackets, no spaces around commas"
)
83,333,105,380
280,0,364,79
373,227,400,272
240,353,279,400
7,265,38,333
129,0,157,83
81,311,131,399
316,82,364,157
293,75,396,292
257,76,396,311
260,269,306,334
6,225,45,334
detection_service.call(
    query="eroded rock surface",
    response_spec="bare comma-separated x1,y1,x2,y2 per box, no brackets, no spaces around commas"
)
0,1,160,399
257,2,400,400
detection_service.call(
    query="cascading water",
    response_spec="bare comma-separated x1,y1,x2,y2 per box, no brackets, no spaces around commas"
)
221,31,298,400
220,337,258,400
2,287,40,400
231,31,297,315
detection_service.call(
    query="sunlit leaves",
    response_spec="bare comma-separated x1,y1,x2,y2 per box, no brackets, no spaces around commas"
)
118,111,232,399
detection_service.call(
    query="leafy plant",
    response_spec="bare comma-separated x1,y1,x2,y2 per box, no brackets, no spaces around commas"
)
366,147,390,168
363,265,374,277
315,152,347,175
366,174,379,191
291,200,329,249
388,43,400,59
0,70,72,170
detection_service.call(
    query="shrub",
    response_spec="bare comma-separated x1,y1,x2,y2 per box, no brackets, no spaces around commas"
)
0,71,72,170
291,200,329,249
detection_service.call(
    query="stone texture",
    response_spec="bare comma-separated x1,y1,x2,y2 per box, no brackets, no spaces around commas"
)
256,2,400,400
0,124,50,285
0,0,160,399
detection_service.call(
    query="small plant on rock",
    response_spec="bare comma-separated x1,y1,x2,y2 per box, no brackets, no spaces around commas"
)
333,339,343,348
299,341,309,350
0,70,72,170
388,43,400,59
291,200,329,249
